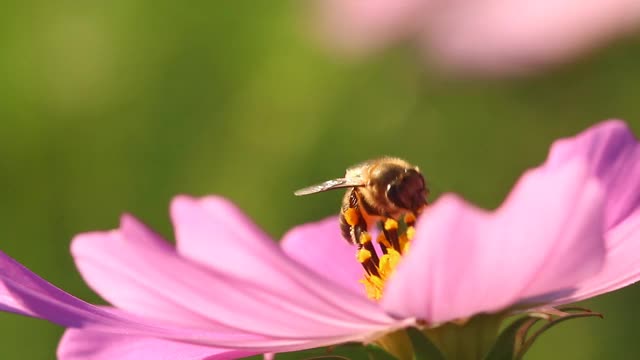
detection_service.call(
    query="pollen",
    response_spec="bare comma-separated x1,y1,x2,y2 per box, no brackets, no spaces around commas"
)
357,248,372,263
398,233,410,253
404,212,416,225
361,275,384,300
379,248,401,273
359,219,416,301
405,226,416,240
359,232,372,245
384,218,398,231
360,248,402,301
344,208,360,226
401,241,411,254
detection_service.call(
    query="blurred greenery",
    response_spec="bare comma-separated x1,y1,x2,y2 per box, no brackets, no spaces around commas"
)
0,1,639,359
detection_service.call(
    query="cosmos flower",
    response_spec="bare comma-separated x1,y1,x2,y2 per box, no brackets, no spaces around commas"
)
0,119,639,359
313,0,640,75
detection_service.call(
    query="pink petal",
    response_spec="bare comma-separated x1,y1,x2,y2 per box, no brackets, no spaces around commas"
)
541,120,640,303
545,120,640,230
315,0,640,75
71,222,224,330
382,159,606,324
0,195,408,355
174,195,275,273
170,196,398,328
555,209,640,304
280,216,364,294
0,244,382,352
73,201,403,346
0,251,284,348
0,250,156,332
57,329,253,360
424,0,640,75
57,328,380,359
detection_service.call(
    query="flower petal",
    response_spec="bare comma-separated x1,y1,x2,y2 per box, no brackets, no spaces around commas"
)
382,158,606,324
170,196,399,327
315,0,640,75
173,195,275,273
71,222,222,330
424,0,640,75
73,203,402,345
0,251,273,347
541,120,640,303
545,120,640,230
0,250,150,331
280,216,364,294
554,208,640,304
0,245,383,352
0,195,407,354
57,329,254,360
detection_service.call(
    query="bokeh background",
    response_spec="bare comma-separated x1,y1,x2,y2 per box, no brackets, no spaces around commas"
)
1,2,639,359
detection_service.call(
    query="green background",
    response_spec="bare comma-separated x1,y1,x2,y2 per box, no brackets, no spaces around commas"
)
1,2,639,359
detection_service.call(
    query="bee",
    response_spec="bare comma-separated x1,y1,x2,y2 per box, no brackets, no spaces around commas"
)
294,157,428,248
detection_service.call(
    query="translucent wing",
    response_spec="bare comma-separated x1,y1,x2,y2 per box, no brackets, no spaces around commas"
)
294,178,365,196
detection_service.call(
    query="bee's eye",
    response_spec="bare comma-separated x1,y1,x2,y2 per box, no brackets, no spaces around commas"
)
386,171,426,211
386,184,400,207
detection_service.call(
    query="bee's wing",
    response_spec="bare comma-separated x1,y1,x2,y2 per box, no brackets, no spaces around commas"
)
294,178,364,196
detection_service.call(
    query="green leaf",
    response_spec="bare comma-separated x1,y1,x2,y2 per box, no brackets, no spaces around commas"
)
515,308,603,359
244,343,399,360
406,327,445,360
365,344,402,360
484,308,604,360
484,316,539,360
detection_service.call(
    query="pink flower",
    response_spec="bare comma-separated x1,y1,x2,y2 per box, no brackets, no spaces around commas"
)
314,0,640,75
0,119,639,359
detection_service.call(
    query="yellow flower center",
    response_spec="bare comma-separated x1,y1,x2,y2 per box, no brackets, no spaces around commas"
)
357,214,416,301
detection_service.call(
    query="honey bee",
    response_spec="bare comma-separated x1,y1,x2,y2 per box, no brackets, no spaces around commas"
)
294,157,429,248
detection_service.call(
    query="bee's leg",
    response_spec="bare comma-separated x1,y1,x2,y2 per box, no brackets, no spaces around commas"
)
340,190,363,245
342,190,380,275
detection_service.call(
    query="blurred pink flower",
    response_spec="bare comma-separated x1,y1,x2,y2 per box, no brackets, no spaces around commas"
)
0,120,639,359
314,0,640,75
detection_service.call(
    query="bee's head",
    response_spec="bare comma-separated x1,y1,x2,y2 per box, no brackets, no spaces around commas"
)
384,168,428,214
